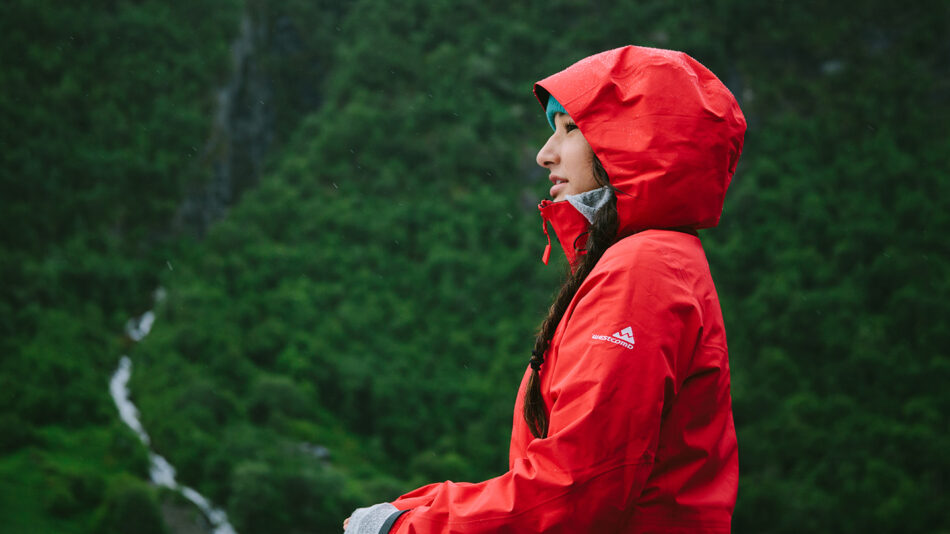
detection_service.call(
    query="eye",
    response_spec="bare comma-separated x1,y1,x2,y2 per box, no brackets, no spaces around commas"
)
565,122,579,132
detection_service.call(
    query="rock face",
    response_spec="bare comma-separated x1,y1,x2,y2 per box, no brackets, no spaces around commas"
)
161,500,215,534
176,13,273,236
173,4,340,237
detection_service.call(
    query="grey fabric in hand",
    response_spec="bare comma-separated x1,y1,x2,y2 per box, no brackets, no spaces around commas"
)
344,502,398,534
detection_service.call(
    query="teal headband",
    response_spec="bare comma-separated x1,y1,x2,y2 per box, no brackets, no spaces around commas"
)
545,96,568,131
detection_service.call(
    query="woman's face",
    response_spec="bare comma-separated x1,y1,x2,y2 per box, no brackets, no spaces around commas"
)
536,112,600,202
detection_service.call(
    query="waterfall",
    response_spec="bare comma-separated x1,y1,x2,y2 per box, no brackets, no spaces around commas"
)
109,288,237,534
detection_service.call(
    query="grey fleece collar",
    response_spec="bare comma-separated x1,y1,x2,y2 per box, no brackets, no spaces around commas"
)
565,186,613,223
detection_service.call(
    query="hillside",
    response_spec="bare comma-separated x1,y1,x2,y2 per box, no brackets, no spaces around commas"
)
2,1,948,533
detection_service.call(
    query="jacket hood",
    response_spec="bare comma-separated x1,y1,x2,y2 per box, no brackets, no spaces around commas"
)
535,46,746,264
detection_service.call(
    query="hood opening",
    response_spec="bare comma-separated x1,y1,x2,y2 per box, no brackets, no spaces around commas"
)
533,45,746,245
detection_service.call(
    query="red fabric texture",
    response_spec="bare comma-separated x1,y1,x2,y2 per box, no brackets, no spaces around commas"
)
389,45,745,533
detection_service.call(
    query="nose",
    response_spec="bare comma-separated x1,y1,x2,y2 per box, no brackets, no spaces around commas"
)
536,133,558,169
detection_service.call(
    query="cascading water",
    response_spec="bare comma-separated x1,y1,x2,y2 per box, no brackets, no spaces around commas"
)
109,288,237,534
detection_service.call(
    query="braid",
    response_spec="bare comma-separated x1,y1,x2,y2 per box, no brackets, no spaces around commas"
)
523,157,618,438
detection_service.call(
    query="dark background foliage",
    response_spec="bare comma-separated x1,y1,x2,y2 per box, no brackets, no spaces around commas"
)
1,0,947,532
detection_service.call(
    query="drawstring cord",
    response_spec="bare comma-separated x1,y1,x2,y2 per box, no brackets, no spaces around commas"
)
572,230,590,256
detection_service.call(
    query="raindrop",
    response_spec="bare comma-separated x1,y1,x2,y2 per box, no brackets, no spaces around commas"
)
166,261,174,271
332,182,338,189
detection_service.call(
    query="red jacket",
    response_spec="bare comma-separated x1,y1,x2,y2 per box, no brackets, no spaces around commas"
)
389,45,746,533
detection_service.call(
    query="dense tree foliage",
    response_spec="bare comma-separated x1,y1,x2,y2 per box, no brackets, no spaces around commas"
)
2,0,948,532
0,0,240,530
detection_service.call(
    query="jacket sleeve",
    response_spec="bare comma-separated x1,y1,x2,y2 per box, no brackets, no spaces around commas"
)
389,248,701,533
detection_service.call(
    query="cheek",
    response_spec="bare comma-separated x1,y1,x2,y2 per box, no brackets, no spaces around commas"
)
572,146,597,188
579,170,599,192
568,143,592,174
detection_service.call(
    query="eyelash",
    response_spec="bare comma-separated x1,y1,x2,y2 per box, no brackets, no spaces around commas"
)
565,123,578,132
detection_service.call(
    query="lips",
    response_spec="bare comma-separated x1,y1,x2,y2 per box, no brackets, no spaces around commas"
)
549,175,568,199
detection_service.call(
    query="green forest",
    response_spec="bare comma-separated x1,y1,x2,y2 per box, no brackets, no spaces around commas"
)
1,0,948,532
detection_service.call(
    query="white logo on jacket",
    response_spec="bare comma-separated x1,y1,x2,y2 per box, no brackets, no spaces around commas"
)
591,326,635,350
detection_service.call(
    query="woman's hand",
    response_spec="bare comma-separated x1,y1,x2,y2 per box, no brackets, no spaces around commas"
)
342,516,350,531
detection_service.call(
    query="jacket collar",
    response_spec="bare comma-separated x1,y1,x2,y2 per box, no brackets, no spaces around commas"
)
538,199,591,272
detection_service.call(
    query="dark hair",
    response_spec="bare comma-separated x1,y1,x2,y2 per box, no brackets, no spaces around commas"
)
523,156,618,438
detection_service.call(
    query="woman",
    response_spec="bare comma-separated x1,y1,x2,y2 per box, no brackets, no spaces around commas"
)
345,45,746,533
